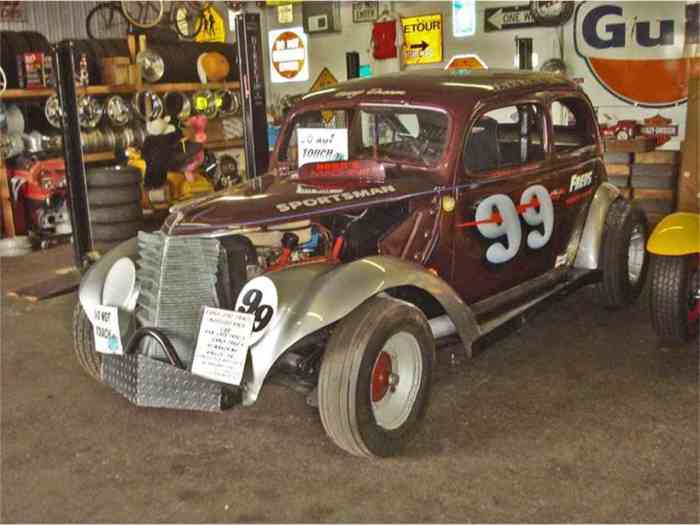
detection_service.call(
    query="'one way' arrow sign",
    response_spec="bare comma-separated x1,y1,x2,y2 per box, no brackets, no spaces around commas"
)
484,5,537,32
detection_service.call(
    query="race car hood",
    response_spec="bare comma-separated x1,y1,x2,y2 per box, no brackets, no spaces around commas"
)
164,169,441,236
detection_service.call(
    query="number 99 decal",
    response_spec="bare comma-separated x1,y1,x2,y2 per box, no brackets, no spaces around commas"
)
235,276,278,344
468,184,555,264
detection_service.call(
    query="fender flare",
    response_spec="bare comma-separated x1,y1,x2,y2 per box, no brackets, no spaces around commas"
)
647,212,700,256
574,182,621,270
78,237,139,324
243,255,480,405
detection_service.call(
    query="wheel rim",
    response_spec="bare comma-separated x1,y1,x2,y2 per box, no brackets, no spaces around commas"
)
627,224,645,284
370,332,423,431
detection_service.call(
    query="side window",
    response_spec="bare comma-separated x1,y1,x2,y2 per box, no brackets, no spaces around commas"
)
464,103,545,174
551,98,595,153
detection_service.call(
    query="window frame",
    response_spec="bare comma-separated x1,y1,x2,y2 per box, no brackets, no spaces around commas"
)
459,96,550,181
547,92,599,161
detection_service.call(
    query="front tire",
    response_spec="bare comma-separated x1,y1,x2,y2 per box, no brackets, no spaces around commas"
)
318,296,434,458
72,303,102,381
596,199,649,308
649,254,700,345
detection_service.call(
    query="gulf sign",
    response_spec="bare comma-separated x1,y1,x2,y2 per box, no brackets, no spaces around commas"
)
574,2,688,107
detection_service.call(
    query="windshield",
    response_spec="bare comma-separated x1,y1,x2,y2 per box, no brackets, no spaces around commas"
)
278,106,449,170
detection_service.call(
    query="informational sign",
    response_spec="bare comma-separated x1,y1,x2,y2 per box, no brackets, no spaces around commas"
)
310,67,338,92
191,307,254,386
484,5,536,32
401,14,443,65
574,2,689,107
352,1,378,23
269,27,309,83
0,1,26,22
277,4,293,24
195,5,226,43
452,0,475,37
297,128,349,167
445,53,487,70
92,306,123,355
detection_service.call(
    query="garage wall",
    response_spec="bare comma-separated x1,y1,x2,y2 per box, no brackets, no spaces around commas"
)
260,1,691,149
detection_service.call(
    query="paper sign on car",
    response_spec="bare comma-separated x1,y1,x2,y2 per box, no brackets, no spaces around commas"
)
92,305,124,355
191,307,255,386
297,128,348,167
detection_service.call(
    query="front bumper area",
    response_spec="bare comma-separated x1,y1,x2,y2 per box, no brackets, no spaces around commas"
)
101,354,240,412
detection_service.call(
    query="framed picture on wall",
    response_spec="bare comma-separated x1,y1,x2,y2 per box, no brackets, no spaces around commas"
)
0,1,27,22
352,1,379,23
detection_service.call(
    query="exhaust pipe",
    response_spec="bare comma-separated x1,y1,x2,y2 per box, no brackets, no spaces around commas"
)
429,315,457,339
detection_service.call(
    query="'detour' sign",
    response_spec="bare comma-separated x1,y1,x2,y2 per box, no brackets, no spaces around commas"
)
574,1,689,107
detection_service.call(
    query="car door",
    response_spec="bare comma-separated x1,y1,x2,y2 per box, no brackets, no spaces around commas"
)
451,99,570,304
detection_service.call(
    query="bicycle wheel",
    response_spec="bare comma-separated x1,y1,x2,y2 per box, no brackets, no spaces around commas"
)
121,0,164,28
86,3,129,40
170,1,205,40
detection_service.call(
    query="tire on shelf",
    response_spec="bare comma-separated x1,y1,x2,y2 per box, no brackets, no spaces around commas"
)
595,198,649,309
649,254,700,345
87,184,141,206
86,166,142,188
72,302,102,381
92,220,142,242
89,202,143,224
318,296,434,458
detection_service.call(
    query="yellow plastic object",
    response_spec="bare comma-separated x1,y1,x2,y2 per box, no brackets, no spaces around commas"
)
647,212,700,256
166,171,214,201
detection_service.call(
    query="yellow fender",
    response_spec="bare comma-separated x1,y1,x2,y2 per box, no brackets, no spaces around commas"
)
647,212,700,256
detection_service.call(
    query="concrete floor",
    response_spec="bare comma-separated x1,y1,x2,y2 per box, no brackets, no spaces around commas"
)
1,245,698,523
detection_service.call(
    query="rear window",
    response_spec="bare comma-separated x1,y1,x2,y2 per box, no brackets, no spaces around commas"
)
551,98,595,153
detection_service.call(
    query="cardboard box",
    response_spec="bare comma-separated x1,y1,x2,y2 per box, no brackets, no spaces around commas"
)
635,150,680,164
100,57,134,85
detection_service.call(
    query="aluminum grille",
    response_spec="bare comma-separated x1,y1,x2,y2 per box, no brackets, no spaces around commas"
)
136,231,221,366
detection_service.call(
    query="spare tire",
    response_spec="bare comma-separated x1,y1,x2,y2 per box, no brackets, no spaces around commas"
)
87,184,141,206
86,165,142,188
89,202,143,223
92,220,142,242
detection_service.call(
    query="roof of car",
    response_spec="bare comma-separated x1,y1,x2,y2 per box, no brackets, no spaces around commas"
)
298,69,579,115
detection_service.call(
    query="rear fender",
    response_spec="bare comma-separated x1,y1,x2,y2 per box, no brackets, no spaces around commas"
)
647,212,700,256
574,182,621,270
242,256,479,406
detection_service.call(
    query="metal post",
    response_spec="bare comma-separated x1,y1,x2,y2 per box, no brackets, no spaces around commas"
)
235,13,269,178
53,41,92,270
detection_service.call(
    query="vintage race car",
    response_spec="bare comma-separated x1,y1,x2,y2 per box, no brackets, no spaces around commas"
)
74,70,648,457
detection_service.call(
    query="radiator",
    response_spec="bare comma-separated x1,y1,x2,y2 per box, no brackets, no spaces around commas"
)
135,231,222,367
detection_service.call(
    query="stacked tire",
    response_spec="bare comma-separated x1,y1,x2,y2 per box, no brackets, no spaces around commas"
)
86,166,143,244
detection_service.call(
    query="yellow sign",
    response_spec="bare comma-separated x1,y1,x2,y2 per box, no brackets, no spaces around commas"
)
310,67,338,92
195,6,226,43
401,14,443,65
445,53,487,70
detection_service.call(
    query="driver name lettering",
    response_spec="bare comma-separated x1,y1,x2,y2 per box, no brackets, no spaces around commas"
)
275,184,397,212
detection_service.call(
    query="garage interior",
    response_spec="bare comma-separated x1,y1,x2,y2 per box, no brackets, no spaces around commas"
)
1,1,698,523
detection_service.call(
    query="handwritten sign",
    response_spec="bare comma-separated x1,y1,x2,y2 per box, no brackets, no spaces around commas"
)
297,128,348,167
191,307,254,386
92,306,124,355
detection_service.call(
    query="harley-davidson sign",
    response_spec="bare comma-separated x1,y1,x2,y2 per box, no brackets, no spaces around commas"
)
574,1,689,107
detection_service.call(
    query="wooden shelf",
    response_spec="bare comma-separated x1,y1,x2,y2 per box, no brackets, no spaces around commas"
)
83,151,116,163
0,81,241,100
204,138,244,151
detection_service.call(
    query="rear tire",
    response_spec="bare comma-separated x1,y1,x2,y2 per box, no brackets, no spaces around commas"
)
86,166,142,188
72,303,102,381
318,296,434,457
595,199,648,308
649,254,700,345
89,202,143,224
87,185,141,206
92,220,142,242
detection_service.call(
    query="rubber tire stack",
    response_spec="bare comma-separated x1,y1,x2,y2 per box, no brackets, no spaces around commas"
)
87,166,143,244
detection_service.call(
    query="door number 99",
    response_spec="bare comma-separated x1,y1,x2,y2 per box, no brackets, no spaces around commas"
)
474,185,554,264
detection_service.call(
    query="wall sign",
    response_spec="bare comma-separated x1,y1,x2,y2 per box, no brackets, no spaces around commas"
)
401,14,443,65
445,53,487,70
310,67,338,92
453,0,475,37
0,1,25,22
268,27,309,83
277,4,293,24
195,6,226,43
297,128,348,167
352,1,378,23
484,5,536,32
574,2,688,107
